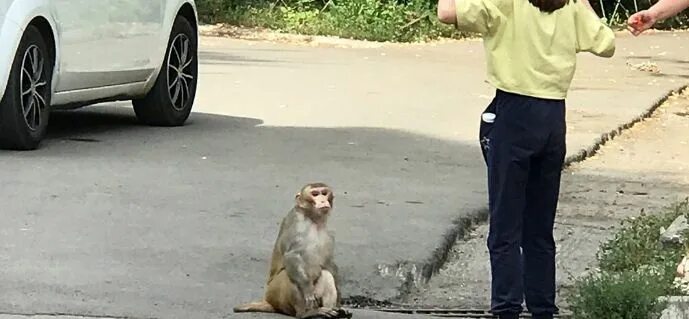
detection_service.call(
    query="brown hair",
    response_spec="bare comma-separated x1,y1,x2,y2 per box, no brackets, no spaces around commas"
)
528,0,572,13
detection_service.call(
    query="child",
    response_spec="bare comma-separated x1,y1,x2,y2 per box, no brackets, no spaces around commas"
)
436,1,615,319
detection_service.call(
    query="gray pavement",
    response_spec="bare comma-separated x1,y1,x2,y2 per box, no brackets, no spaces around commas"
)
0,107,486,319
0,309,431,319
0,30,687,319
196,31,689,161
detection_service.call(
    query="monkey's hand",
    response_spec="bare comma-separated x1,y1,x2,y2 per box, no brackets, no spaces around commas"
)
303,292,320,310
285,250,321,309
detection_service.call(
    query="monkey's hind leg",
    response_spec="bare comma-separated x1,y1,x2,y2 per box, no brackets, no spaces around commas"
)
264,270,300,317
233,272,289,314
263,270,352,319
301,270,352,319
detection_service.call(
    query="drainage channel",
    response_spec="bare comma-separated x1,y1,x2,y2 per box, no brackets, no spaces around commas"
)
371,308,572,318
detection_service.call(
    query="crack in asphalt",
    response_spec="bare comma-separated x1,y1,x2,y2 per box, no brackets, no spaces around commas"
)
389,84,689,304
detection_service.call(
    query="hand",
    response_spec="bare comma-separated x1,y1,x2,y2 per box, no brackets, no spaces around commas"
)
303,292,321,310
627,11,657,36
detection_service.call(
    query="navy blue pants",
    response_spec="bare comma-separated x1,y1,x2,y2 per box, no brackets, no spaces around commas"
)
478,90,566,317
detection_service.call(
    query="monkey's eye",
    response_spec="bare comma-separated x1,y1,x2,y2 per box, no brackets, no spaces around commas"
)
311,191,320,197
321,190,329,196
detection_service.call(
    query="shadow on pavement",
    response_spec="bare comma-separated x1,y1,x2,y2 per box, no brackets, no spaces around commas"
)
200,51,284,66
0,103,488,319
411,167,689,310
46,105,264,143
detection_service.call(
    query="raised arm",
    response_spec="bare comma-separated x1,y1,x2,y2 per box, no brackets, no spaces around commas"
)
628,0,689,35
437,0,458,24
436,0,504,35
575,1,616,57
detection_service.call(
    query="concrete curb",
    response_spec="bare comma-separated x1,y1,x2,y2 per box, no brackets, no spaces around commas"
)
563,84,689,168
420,207,490,283
397,84,689,300
661,296,689,319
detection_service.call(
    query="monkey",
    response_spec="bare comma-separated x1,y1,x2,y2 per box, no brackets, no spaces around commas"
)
233,183,352,319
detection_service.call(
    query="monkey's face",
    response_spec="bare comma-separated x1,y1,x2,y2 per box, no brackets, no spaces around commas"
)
309,187,332,212
297,185,334,216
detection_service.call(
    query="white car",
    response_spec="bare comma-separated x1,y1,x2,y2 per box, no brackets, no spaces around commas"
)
0,0,199,150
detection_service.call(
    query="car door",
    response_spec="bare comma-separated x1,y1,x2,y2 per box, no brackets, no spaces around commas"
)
50,0,163,92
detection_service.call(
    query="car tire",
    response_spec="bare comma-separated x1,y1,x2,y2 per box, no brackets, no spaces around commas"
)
0,25,53,150
132,14,198,126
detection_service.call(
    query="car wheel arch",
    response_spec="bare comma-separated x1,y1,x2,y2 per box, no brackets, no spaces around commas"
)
27,16,58,88
143,1,198,95
0,10,59,101
178,2,198,34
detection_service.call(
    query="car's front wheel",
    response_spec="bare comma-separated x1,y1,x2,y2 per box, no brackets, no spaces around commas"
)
132,14,198,126
0,25,52,150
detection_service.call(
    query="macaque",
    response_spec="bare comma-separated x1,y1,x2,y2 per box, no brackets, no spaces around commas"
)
234,183,352,319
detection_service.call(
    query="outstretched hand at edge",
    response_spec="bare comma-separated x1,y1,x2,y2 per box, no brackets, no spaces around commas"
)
627,10,657,36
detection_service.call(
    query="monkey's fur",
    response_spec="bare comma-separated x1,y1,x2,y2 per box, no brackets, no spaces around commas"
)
233,183,352,319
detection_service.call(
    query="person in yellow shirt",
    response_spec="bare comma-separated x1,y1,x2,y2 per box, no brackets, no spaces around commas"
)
436,1,615,319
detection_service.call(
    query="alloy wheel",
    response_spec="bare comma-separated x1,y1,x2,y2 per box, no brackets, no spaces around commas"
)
166,33,194,111
19,45,47,131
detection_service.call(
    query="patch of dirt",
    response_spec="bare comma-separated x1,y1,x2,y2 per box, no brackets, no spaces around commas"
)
198,23,478,48
627,60,661,74
403,89,689,308
199,24,689,48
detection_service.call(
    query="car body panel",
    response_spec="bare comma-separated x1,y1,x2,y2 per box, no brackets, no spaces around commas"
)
0,0,57,101
0,0,10,22
0,0,197,108
0,14,22,101
141,0,198,95
50,0,163,92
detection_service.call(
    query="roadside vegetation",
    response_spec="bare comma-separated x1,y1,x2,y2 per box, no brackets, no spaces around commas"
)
568,199,689,319
196,0,460,42
195,0,689,43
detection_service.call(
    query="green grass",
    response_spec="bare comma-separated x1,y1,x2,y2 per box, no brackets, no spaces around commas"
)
596,204,688,274
197,0,468,42
568,199,689,319
196,0,689,43
568,267,670,319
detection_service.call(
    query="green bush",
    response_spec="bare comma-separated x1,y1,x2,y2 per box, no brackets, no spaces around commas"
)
597,200,689,273
568,268,669,319
195,0,689,42
568,199,689,318
195,0,463,42
597,211,684,274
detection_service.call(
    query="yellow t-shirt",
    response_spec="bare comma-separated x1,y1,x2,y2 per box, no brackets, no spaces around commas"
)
454,0,616,99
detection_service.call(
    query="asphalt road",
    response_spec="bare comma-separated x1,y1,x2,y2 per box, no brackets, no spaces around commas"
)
0,104,486,319
1,31,688,319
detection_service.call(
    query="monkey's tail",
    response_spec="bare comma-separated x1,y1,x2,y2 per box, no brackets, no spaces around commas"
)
233,300,276,313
